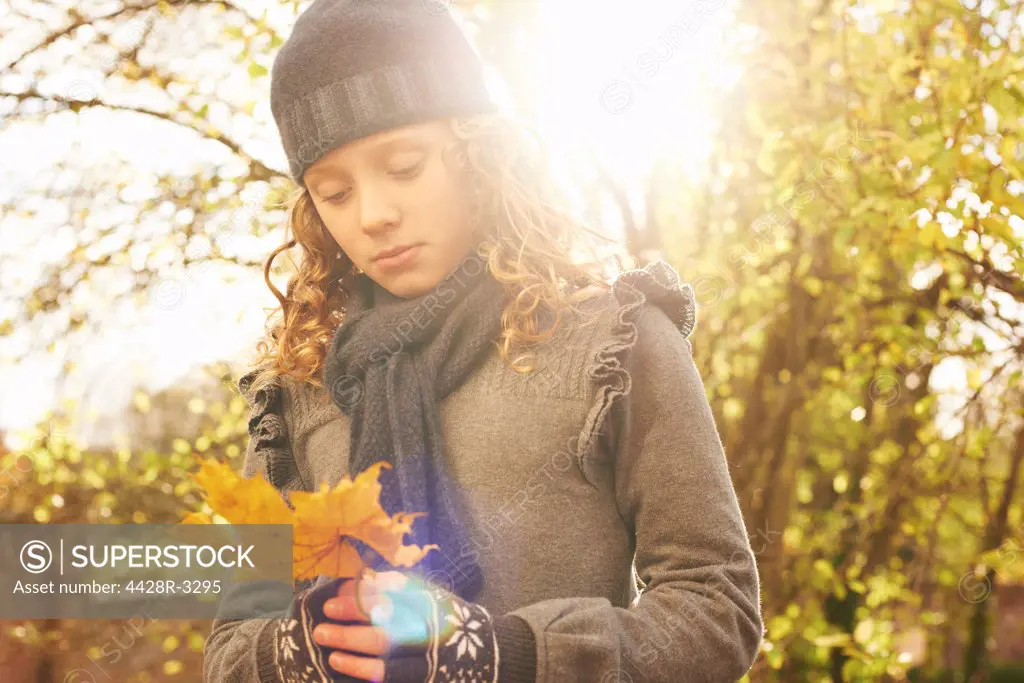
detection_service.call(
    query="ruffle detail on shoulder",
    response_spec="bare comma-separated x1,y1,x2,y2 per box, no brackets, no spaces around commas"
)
574,260,697,486
237,367,303,495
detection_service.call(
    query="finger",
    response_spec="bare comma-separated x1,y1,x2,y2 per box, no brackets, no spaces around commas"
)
312,623,390,656
327,650,385,682
325,578,373,622
357,570,409,621
325,571,409,623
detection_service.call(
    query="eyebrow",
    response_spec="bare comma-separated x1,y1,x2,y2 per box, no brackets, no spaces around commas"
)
306,133,426,181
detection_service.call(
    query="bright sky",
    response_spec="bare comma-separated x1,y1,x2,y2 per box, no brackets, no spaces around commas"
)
531,0,735,179
0,0,735,447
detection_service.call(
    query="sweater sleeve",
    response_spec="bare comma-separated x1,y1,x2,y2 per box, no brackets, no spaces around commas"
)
507,289,765,682
204,609,280,683
203,370,302,683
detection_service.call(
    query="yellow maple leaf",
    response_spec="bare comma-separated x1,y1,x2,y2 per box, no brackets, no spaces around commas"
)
290,462,438,581
189,458,293,526
182,458,436,581
180,510,214,525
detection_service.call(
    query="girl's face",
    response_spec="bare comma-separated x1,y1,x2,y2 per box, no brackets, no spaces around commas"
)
304,119,478,299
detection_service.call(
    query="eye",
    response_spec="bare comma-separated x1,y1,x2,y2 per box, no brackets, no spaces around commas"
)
324,188,351,204
388,158,425,178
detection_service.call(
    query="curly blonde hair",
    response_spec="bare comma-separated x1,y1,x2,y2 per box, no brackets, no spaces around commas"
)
244,113,629,397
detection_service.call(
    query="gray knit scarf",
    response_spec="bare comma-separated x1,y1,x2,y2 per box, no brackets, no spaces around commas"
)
322,253,507,602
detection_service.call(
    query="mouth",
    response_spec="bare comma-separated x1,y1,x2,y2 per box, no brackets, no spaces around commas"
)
373,243,421,262
372,243,424,271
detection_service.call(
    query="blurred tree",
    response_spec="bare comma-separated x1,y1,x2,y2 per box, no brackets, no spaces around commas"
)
2,0,1023,681
669,0,1024,679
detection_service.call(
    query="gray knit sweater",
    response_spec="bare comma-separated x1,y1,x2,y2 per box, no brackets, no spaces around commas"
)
204,262,764,683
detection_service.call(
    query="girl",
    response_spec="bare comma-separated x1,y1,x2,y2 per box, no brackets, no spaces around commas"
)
204,1,763,682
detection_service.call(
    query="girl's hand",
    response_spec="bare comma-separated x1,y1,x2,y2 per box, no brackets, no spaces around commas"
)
312,569,503,683
313,570,417,681
272,573,499,683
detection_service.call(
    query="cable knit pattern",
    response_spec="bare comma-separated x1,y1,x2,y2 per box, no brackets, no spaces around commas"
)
573,260,697,486
480,305,595,401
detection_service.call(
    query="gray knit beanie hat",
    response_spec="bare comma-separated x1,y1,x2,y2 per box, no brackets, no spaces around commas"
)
270,0,498,185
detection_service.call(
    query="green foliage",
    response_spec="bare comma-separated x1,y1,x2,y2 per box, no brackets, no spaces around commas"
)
678,0,1024,679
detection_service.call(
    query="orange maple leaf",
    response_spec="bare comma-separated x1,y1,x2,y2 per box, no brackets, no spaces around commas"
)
289,462,438,581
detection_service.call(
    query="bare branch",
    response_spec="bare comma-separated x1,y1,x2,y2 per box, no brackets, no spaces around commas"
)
1,1,160,73
2,87,284,182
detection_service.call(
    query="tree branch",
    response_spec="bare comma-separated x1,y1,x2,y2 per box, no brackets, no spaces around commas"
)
2,87,284,182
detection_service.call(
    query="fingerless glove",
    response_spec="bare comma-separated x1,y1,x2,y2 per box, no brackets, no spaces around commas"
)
255,575,537,683
258,577,361,683
373,575,537,683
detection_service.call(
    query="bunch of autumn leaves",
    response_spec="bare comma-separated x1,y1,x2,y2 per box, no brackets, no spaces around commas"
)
182,459,437,581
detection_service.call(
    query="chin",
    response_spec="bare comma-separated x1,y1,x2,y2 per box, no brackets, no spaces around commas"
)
374,269,443,299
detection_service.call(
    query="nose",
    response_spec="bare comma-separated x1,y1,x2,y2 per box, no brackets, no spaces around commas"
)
358,181,400,235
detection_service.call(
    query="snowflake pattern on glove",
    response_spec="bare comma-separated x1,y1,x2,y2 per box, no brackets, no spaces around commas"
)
274,589,336,683
269,576,502,683
277,619,301,663
426,594,498,683
445,602,485,660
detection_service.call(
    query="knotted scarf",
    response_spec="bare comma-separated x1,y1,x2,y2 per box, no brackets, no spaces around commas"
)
322,253,508,602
